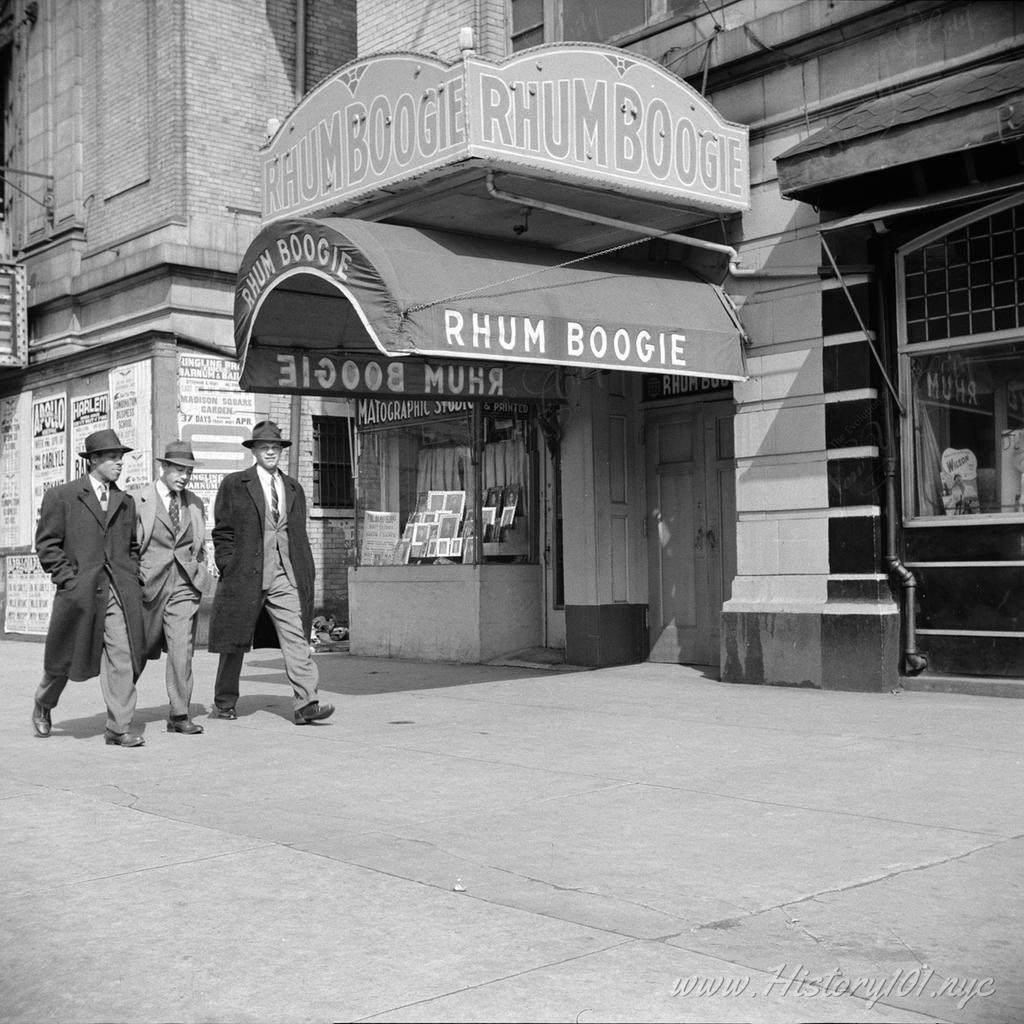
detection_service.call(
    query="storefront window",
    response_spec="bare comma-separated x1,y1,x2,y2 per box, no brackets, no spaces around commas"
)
902,199,1024,519
354,402,537,564
909,341,1024,516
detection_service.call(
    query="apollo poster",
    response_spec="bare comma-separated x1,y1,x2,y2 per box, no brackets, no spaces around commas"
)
32,393,67,522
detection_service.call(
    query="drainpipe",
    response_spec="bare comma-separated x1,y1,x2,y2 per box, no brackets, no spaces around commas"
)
875,271,928,677
883,456,928,677
484,172,813,278
295,0,306,102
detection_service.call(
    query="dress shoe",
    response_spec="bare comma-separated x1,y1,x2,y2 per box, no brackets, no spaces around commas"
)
293,701,335,725
166,717,204,734
211,706,237,720
104,729,145,747
32,701,52,738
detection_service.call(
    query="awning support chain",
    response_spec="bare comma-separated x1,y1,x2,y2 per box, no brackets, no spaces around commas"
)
819,233,905,416
484,171,815,278
401,231,652,316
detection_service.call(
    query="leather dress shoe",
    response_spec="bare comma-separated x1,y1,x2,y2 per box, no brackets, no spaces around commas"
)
104,729,145,747
166,717,204,734
294,701,335,725
211,706,237,720
32,701,52,738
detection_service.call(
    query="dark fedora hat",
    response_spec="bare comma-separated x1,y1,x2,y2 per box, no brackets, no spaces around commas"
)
79,428,133,459
158,439,200,468
242,420,292,449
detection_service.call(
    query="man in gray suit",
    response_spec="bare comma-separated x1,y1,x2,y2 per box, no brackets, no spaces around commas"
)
134,440,211,734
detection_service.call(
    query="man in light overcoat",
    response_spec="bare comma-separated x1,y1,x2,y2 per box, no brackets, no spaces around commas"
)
133,440,211,734
207,420,334,725
32,429,147,746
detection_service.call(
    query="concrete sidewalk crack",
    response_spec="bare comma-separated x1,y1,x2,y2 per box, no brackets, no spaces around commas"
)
348,938,638,1023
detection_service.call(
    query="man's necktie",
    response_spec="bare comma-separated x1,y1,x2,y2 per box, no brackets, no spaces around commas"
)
270,476,280,523
99,484,108,513
169,491,180,533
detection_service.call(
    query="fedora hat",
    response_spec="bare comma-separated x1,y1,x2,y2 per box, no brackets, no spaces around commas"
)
242,420,292,449
79,428,133,459
158,439,200,468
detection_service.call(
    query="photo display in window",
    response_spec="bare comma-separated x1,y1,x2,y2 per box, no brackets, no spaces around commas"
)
910,341,1024,516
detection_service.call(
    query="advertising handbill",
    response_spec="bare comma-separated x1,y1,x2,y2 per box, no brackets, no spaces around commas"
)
360,510,400,564
110,360,152,491
71,391,110,479
4,553,54,635
32,393,67,522
177,352,258,530
1,391,32,548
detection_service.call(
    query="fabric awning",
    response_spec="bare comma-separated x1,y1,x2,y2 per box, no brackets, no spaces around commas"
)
776,59,1024,199
234,217,747,399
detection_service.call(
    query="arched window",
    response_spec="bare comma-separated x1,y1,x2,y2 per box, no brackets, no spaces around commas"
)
899,195,1024,520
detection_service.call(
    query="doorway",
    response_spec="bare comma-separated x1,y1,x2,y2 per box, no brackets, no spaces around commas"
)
645,399,736,665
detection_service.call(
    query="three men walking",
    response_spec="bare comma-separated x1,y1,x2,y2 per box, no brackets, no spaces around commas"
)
33,420,334,742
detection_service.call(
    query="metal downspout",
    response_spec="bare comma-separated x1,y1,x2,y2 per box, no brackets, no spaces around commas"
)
869,251,928,677
295,0,306,103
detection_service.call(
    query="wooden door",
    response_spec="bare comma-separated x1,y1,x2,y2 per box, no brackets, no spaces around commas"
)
645,400,735,665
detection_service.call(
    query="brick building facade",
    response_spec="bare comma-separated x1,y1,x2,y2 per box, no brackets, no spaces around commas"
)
0,0,356,639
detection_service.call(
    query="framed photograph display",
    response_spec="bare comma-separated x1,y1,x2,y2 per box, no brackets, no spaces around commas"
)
354,400,537,566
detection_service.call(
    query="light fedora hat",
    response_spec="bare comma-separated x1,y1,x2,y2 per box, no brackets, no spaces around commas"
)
79,428,133,459
158,439,200,468
242,420,292,449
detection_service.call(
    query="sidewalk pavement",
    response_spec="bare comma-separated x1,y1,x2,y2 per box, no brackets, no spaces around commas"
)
2,638,1022,1024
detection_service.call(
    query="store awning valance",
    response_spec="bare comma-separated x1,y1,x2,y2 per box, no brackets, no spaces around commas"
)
777,59,1024,200
234,217,747,400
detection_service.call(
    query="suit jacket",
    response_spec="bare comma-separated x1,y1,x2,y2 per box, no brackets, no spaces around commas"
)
132,482,210,661
35,475,146,681
207,466,315,654
132,482,210,600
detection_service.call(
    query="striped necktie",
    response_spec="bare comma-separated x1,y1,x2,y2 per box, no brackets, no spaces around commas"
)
270,475,280,523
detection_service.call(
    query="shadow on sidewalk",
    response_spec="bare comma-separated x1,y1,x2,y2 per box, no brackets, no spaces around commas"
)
246,652,560,696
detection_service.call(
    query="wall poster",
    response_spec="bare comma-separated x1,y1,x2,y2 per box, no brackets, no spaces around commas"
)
4,553,54,635
32,392,67,524
177,352,258,521
1,391,32,548
110,360,152,491
70,391,110,479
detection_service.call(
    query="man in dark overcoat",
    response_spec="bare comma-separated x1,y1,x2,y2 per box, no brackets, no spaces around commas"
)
207,420,334,725
32,429,147,746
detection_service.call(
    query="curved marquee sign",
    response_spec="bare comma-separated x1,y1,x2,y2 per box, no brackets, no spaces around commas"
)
234,217,746,387
262,43,749,221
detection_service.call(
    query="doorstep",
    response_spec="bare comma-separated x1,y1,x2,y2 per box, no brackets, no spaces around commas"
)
901,673,1024,699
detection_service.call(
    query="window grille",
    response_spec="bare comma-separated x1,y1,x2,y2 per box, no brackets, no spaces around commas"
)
312,415,353,508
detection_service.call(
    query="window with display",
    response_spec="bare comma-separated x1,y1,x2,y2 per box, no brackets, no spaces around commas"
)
353,402,538,565
902,198,1024,519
